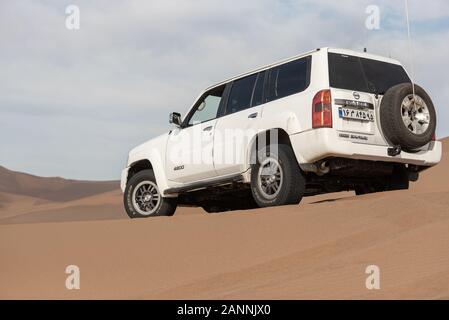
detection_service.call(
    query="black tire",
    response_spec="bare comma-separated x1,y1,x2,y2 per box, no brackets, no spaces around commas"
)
124,169,177,218
202,206,227,214
355,165,409,195
250,144,305,207
380,83,436,151
355,183,385,196
388,165,409,191
202,197,258,213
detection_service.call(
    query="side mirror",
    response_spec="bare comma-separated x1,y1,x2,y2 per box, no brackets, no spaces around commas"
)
169,112,182,127
198,101,206,111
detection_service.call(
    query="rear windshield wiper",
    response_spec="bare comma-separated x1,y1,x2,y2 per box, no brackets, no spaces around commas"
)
367,81,385,96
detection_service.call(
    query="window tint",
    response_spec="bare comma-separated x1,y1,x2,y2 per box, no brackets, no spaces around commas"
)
328,53,410,94
361,58,411,94
268,56,311,102
187,86,225,126
328,54,366,92
251,71,265,107
226,73,258,115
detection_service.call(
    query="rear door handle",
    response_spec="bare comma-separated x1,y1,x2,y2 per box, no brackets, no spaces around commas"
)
203,126,213,131
248,112,258,119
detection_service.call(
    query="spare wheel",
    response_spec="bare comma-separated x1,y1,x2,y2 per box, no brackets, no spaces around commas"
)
379,83,436,150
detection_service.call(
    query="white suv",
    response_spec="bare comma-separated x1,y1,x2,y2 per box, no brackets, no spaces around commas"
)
121,47,441,218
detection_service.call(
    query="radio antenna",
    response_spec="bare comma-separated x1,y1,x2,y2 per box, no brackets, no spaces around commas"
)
404,0,416,103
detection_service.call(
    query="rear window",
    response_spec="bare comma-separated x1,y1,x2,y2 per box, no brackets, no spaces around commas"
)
328,52,410,94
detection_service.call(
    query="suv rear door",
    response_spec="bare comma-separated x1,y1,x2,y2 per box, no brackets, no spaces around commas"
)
328,51,411,146
213,72,266,176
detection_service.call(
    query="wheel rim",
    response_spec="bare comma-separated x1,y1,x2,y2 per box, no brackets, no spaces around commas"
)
257,157,283,200
132,181,161,216
401,94,430,135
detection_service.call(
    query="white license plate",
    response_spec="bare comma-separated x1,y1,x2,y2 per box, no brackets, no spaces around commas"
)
338,107,374,122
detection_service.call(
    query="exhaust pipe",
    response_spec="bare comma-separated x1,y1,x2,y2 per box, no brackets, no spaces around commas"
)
318,161,330,175
299,160,331,176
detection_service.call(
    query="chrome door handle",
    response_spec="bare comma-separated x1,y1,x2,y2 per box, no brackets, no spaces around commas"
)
248,112,258,119
203,126,213,131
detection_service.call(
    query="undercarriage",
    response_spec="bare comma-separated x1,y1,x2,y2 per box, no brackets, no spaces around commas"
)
177,158,421,212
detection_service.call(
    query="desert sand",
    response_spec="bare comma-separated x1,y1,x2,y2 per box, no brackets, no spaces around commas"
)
0,139,448,299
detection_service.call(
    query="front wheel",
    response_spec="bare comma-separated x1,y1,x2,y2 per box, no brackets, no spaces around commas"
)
124,169,177,218
250,144,305,207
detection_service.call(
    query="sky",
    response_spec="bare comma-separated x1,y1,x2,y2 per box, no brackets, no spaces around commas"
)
1,0,449,180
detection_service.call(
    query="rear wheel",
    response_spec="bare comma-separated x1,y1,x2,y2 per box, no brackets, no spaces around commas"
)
250,144,305,207
355,165,409,196
124,169,177,218
388,165,410,191
355,183,385,196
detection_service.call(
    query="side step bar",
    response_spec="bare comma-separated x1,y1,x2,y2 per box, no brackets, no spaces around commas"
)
164,174,244,195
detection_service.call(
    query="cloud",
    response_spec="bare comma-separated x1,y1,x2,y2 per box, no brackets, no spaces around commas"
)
0,0,448,179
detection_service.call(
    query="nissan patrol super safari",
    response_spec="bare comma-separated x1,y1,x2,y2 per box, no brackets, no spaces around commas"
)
121,47,441,217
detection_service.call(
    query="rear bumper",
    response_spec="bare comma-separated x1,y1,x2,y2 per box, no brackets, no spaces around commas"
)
290,128,442,167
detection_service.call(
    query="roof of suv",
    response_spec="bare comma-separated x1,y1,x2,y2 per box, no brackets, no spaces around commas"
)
204,47,403,92
327,47,402,65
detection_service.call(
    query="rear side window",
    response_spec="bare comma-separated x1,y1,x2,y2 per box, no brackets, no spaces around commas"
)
226,73,258,115
267,56,311,102
328,52,410,94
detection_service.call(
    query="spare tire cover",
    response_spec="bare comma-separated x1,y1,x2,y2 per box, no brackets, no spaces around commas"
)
379,83,436,150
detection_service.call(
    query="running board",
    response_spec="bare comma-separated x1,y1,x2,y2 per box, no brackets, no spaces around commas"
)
164,174,244,195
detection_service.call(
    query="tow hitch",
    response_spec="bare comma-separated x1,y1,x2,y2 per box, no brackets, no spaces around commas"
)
388,145,402,157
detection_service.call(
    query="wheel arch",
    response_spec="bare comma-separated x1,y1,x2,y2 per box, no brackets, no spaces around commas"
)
126,154,171,195
127,159,153,183
245,128,299,169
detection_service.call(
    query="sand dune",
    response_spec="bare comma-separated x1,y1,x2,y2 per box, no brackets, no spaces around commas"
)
0,139,447,299
0,191,54,220
0,165,118,202
0,166,121,223
0,190,124,224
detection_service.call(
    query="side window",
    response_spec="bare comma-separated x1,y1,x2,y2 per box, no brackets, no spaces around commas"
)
268,56,311,102
187,86,225,126
226,73,258,115
251,71,266,107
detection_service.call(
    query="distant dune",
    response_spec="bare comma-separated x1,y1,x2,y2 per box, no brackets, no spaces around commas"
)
0,139,447,299
0,166,120,223
0,165,118,202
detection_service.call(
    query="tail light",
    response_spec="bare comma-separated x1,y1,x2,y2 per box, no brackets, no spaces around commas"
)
432,133,436,141
312,89,332,128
